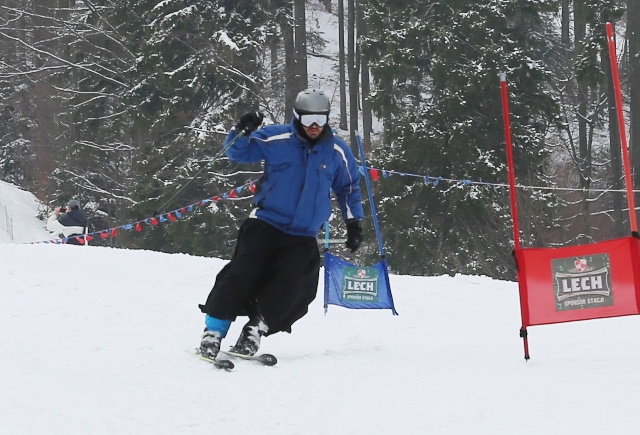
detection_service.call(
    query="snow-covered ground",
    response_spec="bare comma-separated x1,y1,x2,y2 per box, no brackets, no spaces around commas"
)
0,180,51,244
2,6,640,434
3,181,640,434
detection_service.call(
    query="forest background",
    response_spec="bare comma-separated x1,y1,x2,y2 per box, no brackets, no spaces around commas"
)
1,0,639,281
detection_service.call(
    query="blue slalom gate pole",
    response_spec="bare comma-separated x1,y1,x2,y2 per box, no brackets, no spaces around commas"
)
355,131,397,315
355,131,386,258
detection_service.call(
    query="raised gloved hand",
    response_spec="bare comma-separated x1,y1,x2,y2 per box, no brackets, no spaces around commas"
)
345,219,363,252
236,111,264,133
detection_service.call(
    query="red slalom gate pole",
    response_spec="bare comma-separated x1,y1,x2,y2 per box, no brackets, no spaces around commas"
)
606,22,638,234
499,73,522,250
499,73,530,360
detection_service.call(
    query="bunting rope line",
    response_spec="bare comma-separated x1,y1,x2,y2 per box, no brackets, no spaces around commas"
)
33,162,638,245
361,165,640,194
34,179,259,245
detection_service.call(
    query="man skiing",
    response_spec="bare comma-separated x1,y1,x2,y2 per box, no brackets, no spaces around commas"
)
198,89,364,360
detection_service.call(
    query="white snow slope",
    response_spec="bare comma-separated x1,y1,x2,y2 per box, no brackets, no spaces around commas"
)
2,180,640,435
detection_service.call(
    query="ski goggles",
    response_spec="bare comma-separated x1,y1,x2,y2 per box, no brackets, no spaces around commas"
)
296,112,328,128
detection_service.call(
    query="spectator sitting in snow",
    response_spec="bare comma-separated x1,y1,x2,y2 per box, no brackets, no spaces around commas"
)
46,199,88,245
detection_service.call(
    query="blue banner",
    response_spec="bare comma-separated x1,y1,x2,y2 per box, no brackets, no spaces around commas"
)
324,251,397,314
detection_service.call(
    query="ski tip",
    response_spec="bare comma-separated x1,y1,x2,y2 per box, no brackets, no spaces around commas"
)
258,353,278,366
214,359,235,370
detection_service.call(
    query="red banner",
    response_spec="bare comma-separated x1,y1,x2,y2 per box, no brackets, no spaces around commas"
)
516,237,640,326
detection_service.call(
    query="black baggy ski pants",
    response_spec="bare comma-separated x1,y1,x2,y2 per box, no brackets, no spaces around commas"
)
199,218,320,335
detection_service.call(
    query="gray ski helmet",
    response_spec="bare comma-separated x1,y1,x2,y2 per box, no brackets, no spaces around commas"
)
67,199,80,209
294,89,330,114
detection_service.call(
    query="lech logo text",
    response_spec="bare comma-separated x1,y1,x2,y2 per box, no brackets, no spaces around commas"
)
342,266,379,302
551,253,613,311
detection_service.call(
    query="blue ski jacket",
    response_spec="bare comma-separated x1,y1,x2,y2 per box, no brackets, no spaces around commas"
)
225,121,364,237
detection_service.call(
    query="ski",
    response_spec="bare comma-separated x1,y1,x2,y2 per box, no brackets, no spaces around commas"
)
220,350,278,366
188,349,235,370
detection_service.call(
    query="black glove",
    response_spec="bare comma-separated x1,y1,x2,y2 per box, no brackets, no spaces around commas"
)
236,111,264,133
345,219,363,252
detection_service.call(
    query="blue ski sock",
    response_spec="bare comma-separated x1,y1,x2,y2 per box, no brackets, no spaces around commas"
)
205,315,232,338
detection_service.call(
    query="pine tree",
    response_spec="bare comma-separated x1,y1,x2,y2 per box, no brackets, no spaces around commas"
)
121,0,270,255
362,0,561,278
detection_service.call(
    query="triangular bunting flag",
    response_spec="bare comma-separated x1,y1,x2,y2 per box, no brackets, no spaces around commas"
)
369,168,379,181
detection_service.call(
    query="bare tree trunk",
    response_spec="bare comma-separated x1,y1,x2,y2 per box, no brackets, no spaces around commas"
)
270,35,279,90
28,0,69,191
293,0,308,92
603,25,625,236
347,0,359,153
561,0,571,48
357,0,372,151
282,2,295,122
338,0,348,130
381,75,393,147
575,0,591,238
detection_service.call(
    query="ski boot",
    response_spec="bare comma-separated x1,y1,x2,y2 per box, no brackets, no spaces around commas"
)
229,317,268,356
199,330,223,359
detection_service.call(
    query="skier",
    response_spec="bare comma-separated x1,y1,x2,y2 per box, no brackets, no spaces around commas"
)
198,89,365,359
46,199,88,245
